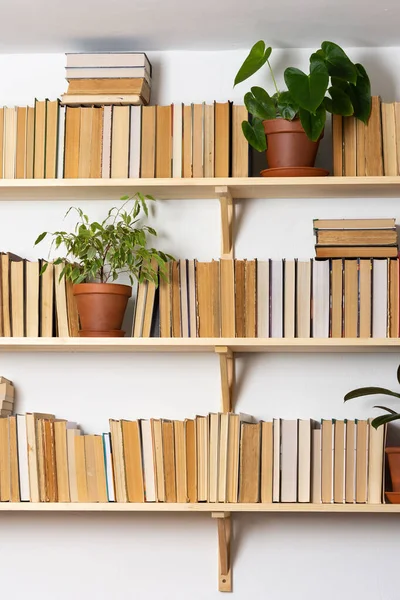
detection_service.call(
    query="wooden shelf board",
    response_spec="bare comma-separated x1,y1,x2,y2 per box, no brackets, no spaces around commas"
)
1,337,400,353
0,177,400,200
0,502,398,512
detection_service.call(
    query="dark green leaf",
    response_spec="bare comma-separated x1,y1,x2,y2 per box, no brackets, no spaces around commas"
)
373,405,398,415
371,413,400,429
319,41,358,84
347,63,371,124
284,58,328,113
35,231,47,245
344,387,400,401
244,91,274,121
39,262,48,275
397,364,400,385
234,41,272,86
276,91,298,121
241,118,267,152
250,87,276,119
327,86,354,116
299,104,326,141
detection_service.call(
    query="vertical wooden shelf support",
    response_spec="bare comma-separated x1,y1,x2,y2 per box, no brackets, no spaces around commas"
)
216,186,234,259
215,346,234,413
212,512,232,592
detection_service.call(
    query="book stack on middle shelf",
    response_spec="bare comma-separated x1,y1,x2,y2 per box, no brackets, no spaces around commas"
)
61,52,152,107
314,218,398,258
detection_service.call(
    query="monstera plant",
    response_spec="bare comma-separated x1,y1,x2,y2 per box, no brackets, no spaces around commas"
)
234,41,372,171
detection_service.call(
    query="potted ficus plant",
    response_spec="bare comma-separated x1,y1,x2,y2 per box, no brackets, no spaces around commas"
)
345,365,400,500
35,193,173,338
234,41,372,174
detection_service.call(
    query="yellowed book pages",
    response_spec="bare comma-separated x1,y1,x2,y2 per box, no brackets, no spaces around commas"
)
220,259,235,337
192,103,203,178
0,107,4,178
389,258,399,338
331,259,343,338
78,107,93,178
9,416,20,502
344,259,358,337
382,102,397,175
67,428,80,502
204,104,214,177
171,261,181,337
61,93,146,106
40,262,54,337
122,420,145,502
284,259,295,338
66,278,80,337
90,107,103,178
64,107,81,178
4,107,16,179
174,420,187,503
235,260,245,337
75,434,88,502
215,102,230,177
261,421,273,503
232,105,249,177
151,418,165,502
333,420,345,504
94,435,108,503
43,419,57,502
245,259,257,337
11,260,24,337
141,105,156,178
156,105,172,178
239,422,261,503
321,419,333,504
183,104,192,178
26,106,35,179
185,418,197,503
54,420,70,502
67,78,146,95
111,105,130,178
142,260,158,337
54,263,69,337
332,114,343,176
345,420,356,503
45,99,59,178
356,119,365,176
36,419,46,501
162,420,176,503
218,413,229,502
109,419,127,503
84,435,98,502
365,96,383,176
16,106,27,179
34,99,46,178
395,102,400,176
356,420,368,503
159,261,171,337
26,261,39,337
0,418,10,501
359,259,372,338
343,116,356,176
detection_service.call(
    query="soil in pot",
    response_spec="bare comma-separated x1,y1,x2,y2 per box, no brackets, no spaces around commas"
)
386,447,400,492
73,283,132,334
263,118,323,170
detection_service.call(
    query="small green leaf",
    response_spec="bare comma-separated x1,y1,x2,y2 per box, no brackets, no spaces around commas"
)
234,41,272,86
373,405,398,415
250,87,276,119
39,262,48,275
344,387,400,401
244,92,273,121
35,231,47,245
242,118,267,152
276,91,298,121
299,104,326,141
120,195,129,201
371,413,400,429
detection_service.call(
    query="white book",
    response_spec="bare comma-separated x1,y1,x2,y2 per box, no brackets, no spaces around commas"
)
311,426,322,503
102,432,115,502
270,259,283,338
16,414,29,501
284,259,296,338
297,260,311,338
67,428,81,503
209,413,220,503
140,420,156,502
312,259,330,338
101,105,112,178
281,419,298,502
257,260,269,337
56,105,66,178
180,259,189,337
129,105,141,178
172,103,183,178
66,52,151,70
218,413,229,502
272,418,281,502
298,419,312,502
372,259,388,337
66,66,151,83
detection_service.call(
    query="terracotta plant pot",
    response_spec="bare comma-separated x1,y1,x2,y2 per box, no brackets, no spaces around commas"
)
73,283,132,336
386,447,400,492
262,118,324,169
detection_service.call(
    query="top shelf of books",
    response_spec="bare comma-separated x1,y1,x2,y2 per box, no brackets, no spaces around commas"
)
2,177,400,201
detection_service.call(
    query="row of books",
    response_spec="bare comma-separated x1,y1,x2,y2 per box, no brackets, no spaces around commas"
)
332,95,400,176
0,254,79,337
313,218,398,259
0,101,249,180
0,410,385,504
61,52,152,107
135,258,400,339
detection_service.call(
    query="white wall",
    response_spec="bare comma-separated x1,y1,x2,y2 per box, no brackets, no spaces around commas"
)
0,48,400,600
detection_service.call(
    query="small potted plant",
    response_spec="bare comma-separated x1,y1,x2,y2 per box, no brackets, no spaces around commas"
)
234,40,372,174
35,193,173,337
345,365,400,499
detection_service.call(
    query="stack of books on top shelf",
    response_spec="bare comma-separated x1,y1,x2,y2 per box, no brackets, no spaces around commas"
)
0,410,386,503
332,95,400,176
0,101,249,179
0,377,14,417
133,257,400,339
0,254,79,338
314,218,398,258
61,52,152,107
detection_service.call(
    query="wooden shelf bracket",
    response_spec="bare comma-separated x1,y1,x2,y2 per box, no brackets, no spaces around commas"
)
216,186,234,259
215,346,234,413
212,512,232,592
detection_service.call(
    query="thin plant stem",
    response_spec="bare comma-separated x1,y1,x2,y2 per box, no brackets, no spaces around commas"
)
267,59,279,95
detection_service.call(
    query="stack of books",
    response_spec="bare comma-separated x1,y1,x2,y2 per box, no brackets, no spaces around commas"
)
0,411,385,503
0,101,249,179
0,254,79,337
314,218,398,258
61,52,152,107
133,256,400,339
0,377,14,417
333,95,400,176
